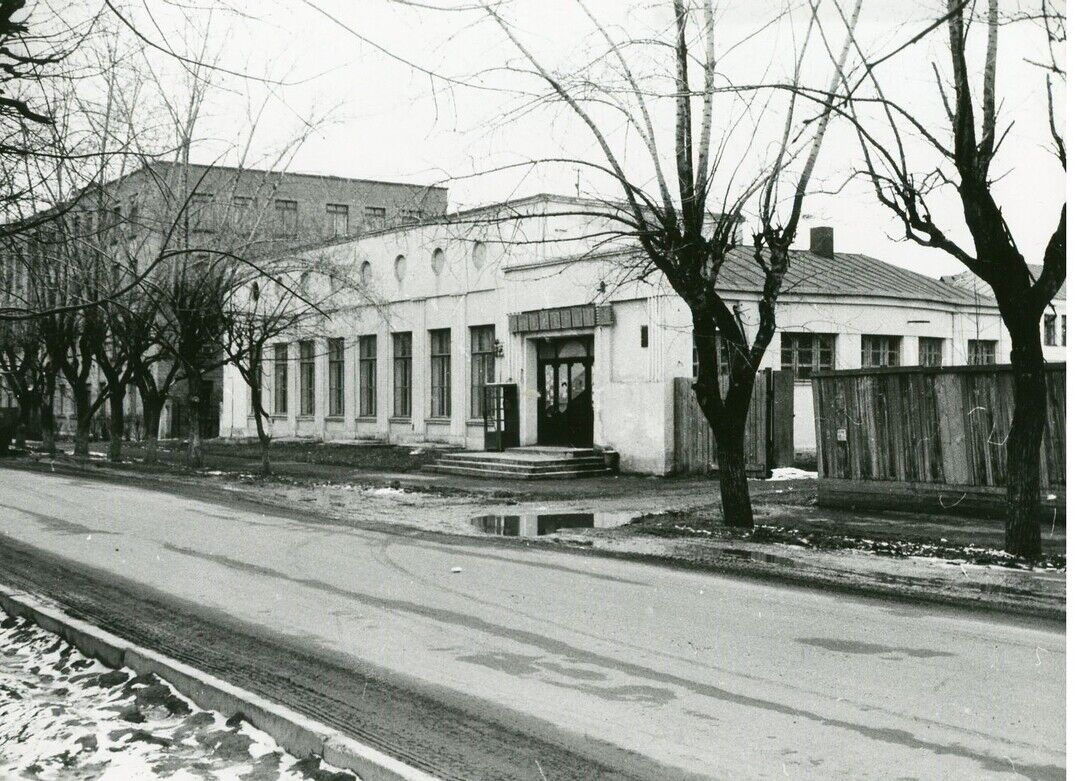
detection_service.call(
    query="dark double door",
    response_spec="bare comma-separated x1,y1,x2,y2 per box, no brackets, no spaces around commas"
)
537,337,593,448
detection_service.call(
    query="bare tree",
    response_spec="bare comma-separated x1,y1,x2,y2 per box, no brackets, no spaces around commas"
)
470,1,861,526
221,252,367,475
828,0,1064,558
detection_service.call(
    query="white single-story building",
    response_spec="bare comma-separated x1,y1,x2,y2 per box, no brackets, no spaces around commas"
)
220,194,1013,474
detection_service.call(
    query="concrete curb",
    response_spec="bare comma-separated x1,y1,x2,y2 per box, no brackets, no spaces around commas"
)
0,585,438,781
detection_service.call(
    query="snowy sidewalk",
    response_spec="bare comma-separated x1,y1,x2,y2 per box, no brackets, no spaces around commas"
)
0,614,357,781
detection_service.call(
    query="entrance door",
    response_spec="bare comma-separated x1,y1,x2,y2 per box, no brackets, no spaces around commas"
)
537,337,593,447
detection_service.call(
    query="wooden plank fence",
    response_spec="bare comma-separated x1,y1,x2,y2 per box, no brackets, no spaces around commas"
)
672,369,794,477
811,363,1065,515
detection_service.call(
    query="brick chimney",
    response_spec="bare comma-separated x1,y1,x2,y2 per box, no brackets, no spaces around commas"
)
809,226,834,258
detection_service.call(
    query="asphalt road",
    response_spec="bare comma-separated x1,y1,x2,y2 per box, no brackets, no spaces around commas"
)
0,466,1065,780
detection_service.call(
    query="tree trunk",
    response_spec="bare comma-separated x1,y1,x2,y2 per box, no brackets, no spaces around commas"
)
689,310,758,529
14,393,30,450
1003,315,1045,560
142,401,162,465
107,387,126,463
259,431,271,475
72,388,92,459
187,395,203,469
252,388,271,476
714,425,754,528
74,416,91,459
40,403,56,456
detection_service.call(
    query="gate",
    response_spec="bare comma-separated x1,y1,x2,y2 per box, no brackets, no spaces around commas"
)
672,369,794,477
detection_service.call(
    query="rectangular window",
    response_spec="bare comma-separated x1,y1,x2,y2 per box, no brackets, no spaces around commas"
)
327,337,345,417
861,335,902,368
189,192,214,233
109,205,123,244
249,347,262,415
918,337,944,368
691,332,734,380
357,335,377,417
364,206,386,227
273,344,288,415
231,195,254,230
430,329,451,418
967,339,997,366
392,332,412,418
1044,313,1057,346
470,325,496,419
274,199,298,238
640,325,649,348
780,333,836,380
299,340,315,416
128,196,139,237
327,203,349,237
1062,315,1067,346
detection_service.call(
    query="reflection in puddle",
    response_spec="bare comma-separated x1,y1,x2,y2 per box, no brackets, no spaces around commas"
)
470,512,632,536
724,548,795,566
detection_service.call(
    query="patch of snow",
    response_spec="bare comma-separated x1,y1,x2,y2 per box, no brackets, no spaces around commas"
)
764,467,817,481
0,613,359,780
362,486,406,497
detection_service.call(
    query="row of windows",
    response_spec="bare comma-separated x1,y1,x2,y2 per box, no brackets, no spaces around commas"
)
388,242,489,284
778,333,999,377
256,326,497,421
303,243,490,294
189,195,394,239
691,333,1003,381
1044,313,1066,347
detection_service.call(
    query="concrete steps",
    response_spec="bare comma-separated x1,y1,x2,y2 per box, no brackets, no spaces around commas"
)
426,446,613,480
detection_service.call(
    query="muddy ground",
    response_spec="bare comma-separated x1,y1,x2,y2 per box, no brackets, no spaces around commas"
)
4,445,1067,620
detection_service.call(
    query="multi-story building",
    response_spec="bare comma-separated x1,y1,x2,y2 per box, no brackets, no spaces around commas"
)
220,194,1017,473
1,162,447,440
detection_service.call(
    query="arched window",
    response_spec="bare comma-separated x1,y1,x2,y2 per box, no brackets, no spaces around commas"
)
431,247,446,275
394,254,406,282
472,241,487,269
360,260,372,286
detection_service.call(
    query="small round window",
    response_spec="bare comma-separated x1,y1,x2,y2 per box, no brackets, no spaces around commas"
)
359,260,372,286
472,241,487,269
431,247,446,275
394,254,406,282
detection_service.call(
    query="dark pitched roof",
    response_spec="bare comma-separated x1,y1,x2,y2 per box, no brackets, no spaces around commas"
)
711,246,981,305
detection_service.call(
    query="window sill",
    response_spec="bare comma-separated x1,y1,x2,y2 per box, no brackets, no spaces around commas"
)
325,416,345,422
466,419,485,426
425,417,451,424
297,415,315,421
270,414,288,420
355,416,377,422
389,416,412,423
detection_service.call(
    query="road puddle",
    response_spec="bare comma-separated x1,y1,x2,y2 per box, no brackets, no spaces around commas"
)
470,511,634,536
724,547,795,566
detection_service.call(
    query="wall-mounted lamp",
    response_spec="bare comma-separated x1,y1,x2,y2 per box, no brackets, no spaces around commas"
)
493,338,504,357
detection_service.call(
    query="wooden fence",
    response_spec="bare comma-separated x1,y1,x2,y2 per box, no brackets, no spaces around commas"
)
672,369,794,477
811,363,1065,514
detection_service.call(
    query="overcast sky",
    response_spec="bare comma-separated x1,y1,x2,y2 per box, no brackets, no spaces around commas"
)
114,0,1064,279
